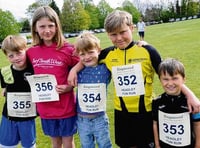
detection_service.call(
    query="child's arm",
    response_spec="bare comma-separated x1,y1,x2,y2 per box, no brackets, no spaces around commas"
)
193,119,200,147
1,88,5,96
68,61,84,87
153,121,161,148
182,84,200,113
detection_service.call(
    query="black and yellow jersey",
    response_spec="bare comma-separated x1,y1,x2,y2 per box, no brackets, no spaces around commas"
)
99,41,161,113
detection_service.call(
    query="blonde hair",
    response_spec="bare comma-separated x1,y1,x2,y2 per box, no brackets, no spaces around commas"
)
104,10,133,33
1,35,27,55
31,6,65,49
75,31,101,54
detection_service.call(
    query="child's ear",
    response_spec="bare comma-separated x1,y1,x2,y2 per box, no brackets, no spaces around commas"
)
183,77,186,83
98,48,101,54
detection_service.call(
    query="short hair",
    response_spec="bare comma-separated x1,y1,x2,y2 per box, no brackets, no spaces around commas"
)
31,6,65,49
74,31,100,54
158,58,185,78
104,10,133,33
1,35,27,55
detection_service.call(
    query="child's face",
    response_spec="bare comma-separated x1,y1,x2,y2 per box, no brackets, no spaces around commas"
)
159,72,185,96
107,23,133,49
6,49,27,70
79,48,100,67
35,17,57,45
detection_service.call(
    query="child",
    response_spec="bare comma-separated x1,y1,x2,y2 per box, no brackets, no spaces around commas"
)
152,58,200,148
0,35,36,148
68,10,200,148
74,31,112,148
27,6,79,148
137,17,146,40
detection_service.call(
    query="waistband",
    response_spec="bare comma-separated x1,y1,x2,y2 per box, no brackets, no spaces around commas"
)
77,113,104,119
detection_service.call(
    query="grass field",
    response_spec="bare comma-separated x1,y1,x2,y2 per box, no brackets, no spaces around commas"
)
0,18,200,147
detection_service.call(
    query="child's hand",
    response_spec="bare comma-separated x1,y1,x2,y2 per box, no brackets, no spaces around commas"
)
68,61,84,87
137,40,148,47
68,68,78,87
55,85,73,94
1,88,6,96
187,96,200,114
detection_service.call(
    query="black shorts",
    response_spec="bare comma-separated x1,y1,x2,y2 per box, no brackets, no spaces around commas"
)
138,31,145,37
114,110,154,148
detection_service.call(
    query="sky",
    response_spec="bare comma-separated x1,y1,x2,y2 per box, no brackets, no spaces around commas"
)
0,0,124,20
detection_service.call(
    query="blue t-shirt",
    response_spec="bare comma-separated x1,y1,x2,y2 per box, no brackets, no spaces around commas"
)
77,64,111,115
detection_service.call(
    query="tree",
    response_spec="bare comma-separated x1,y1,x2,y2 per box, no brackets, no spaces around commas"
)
82,0,101,29
26,2,41,19
49,0,60,16
61,0,90,32
96,0,113,28
121,0,140,23
0,9,21,42
26,0,54,19
21,19,31,33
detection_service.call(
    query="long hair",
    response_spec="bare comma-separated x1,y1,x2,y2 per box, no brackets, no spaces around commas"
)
31,6,65,49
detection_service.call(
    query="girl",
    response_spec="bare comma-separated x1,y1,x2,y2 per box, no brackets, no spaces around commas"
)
27,6,79,148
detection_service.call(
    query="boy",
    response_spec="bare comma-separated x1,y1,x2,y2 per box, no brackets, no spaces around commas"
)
74,31,112,148
68,10,200,148
152,58,200,148
0,35,36,148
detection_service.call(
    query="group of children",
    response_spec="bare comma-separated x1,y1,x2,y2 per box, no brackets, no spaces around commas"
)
0,6,200,148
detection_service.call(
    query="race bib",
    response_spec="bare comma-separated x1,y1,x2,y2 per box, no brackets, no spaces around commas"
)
159,111,191,146
78,83,106,113
112,63,145,96
7,92,36,117
26,74,59,102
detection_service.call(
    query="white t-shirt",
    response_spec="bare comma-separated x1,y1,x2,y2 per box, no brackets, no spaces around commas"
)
137,21,145,32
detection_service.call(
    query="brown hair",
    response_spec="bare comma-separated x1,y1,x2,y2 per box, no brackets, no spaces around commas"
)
158,58,185,78
104,10,133,33
1,35,27,55
74,31,101,54
31,6,65,49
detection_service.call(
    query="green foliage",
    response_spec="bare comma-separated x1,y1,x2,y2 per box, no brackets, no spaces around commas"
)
21,19,31,32
49,0,60,16
96,0,113,28
26,2,41,19
61,0,90,32
0,9,21,42
160,10,171,22
84,3,101,29
121,0,141,23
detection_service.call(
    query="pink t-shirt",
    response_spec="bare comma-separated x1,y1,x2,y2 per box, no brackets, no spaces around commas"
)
27,42,79,119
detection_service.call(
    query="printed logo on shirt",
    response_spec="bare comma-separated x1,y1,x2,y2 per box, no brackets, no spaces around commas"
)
111,59,118,62
32,58,63,67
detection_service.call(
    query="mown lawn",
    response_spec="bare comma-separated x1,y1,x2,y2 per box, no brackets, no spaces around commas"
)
0,18,200,147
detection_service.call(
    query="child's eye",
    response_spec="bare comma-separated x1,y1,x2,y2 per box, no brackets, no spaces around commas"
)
79,53,85,56
49,24,55,28
8,55,14,59
88,51,94,54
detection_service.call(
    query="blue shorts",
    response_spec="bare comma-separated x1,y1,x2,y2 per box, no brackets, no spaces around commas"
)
77,114,112,148
41,116,77,137
0,116,36,147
